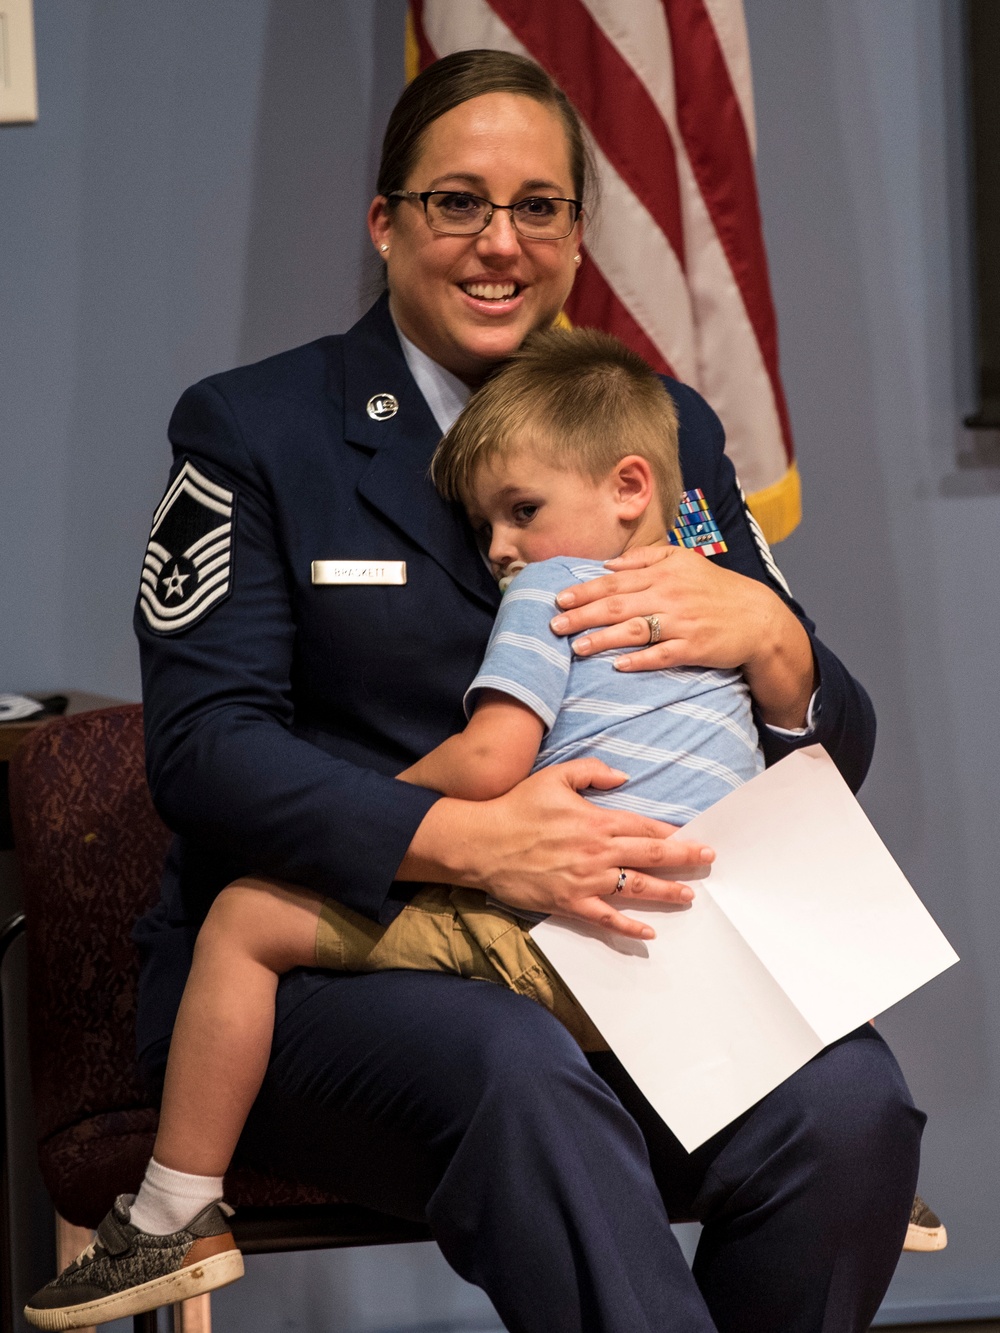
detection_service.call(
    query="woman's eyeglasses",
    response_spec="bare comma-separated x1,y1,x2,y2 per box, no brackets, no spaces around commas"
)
387,190,583,239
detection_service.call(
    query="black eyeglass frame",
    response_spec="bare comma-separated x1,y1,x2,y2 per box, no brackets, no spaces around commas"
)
386,190,584,239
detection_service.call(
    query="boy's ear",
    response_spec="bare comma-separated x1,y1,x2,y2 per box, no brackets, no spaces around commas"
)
612,455,655,520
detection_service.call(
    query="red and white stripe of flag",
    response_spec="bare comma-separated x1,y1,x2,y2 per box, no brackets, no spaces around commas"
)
408,0,800,543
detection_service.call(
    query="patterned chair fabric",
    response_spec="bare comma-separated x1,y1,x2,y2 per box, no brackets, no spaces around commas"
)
8,705,338,1228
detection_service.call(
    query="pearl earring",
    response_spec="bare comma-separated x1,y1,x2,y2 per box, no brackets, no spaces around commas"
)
574,253,581,265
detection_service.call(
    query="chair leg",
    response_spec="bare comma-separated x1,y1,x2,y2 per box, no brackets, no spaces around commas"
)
55,1213,94,1271
134,1312,159,1332
54,1214,96,1333
0,915,26,1333
173,1294,212,1333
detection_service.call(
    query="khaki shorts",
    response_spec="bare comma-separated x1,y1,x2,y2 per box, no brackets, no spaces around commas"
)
315,885,606,1052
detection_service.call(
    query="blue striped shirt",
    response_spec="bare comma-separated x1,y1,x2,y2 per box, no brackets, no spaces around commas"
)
465,557,764,824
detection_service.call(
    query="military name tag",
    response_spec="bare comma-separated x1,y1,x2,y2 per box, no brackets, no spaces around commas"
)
311,560,407,586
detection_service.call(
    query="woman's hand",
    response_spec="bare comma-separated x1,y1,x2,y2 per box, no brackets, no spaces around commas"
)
549,544,817,730
399,758,713,941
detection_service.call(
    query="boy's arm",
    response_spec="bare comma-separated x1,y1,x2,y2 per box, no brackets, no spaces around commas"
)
398,691,544,801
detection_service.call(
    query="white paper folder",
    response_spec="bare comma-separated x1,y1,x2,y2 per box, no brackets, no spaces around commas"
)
530,745,958,1151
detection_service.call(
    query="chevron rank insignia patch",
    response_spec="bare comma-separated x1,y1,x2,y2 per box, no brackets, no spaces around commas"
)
668,489,728,556
139,461,235,634
736,480,792,597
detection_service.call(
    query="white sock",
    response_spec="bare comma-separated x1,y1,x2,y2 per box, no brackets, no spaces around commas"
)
129,1157,224,1235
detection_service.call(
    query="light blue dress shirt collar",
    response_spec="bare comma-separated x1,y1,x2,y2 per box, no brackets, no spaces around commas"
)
394,321,471,435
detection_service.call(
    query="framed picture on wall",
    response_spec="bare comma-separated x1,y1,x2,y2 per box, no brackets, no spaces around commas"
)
0,0,38,125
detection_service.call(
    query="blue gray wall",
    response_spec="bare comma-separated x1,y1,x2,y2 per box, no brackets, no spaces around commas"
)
0,0,404,701
747,1,1000,1322
2,0,998,1327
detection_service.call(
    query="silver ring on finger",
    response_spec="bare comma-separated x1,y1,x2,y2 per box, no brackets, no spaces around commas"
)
643,614,661,646
615,868,628,894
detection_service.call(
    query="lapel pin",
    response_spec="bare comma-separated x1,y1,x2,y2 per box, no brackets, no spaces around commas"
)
367,393,399,421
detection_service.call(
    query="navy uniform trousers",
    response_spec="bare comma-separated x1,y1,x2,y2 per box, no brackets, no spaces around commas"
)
135,297,922,1332
225,974,921,1333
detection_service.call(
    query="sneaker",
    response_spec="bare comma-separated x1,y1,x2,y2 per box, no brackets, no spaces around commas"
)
24,1194,244,1330
903,1194,948,1252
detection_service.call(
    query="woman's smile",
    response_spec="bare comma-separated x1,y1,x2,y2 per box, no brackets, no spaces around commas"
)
458,277,524,310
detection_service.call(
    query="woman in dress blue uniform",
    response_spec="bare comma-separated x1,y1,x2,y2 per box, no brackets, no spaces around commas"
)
133,50,922,1333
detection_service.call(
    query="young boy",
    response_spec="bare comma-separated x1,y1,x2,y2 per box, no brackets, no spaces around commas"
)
25,329,934,1328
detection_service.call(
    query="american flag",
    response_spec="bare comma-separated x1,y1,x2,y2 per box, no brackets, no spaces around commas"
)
408,0,800,544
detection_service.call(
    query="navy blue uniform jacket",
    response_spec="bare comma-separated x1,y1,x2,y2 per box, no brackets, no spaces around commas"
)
134,295,875,1065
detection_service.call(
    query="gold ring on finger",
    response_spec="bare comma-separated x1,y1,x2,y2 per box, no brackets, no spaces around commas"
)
643,615,661,646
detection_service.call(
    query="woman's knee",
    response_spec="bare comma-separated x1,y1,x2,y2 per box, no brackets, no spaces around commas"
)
785,1027,925,1172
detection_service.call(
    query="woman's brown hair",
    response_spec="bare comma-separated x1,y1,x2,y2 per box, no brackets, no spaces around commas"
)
376,49,592,205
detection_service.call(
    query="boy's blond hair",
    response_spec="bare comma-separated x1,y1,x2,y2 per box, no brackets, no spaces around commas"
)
431,327,683,527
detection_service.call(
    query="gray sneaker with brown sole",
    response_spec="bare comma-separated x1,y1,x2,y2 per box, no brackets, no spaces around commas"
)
903,1194,948,1252
23,1194,244,1330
